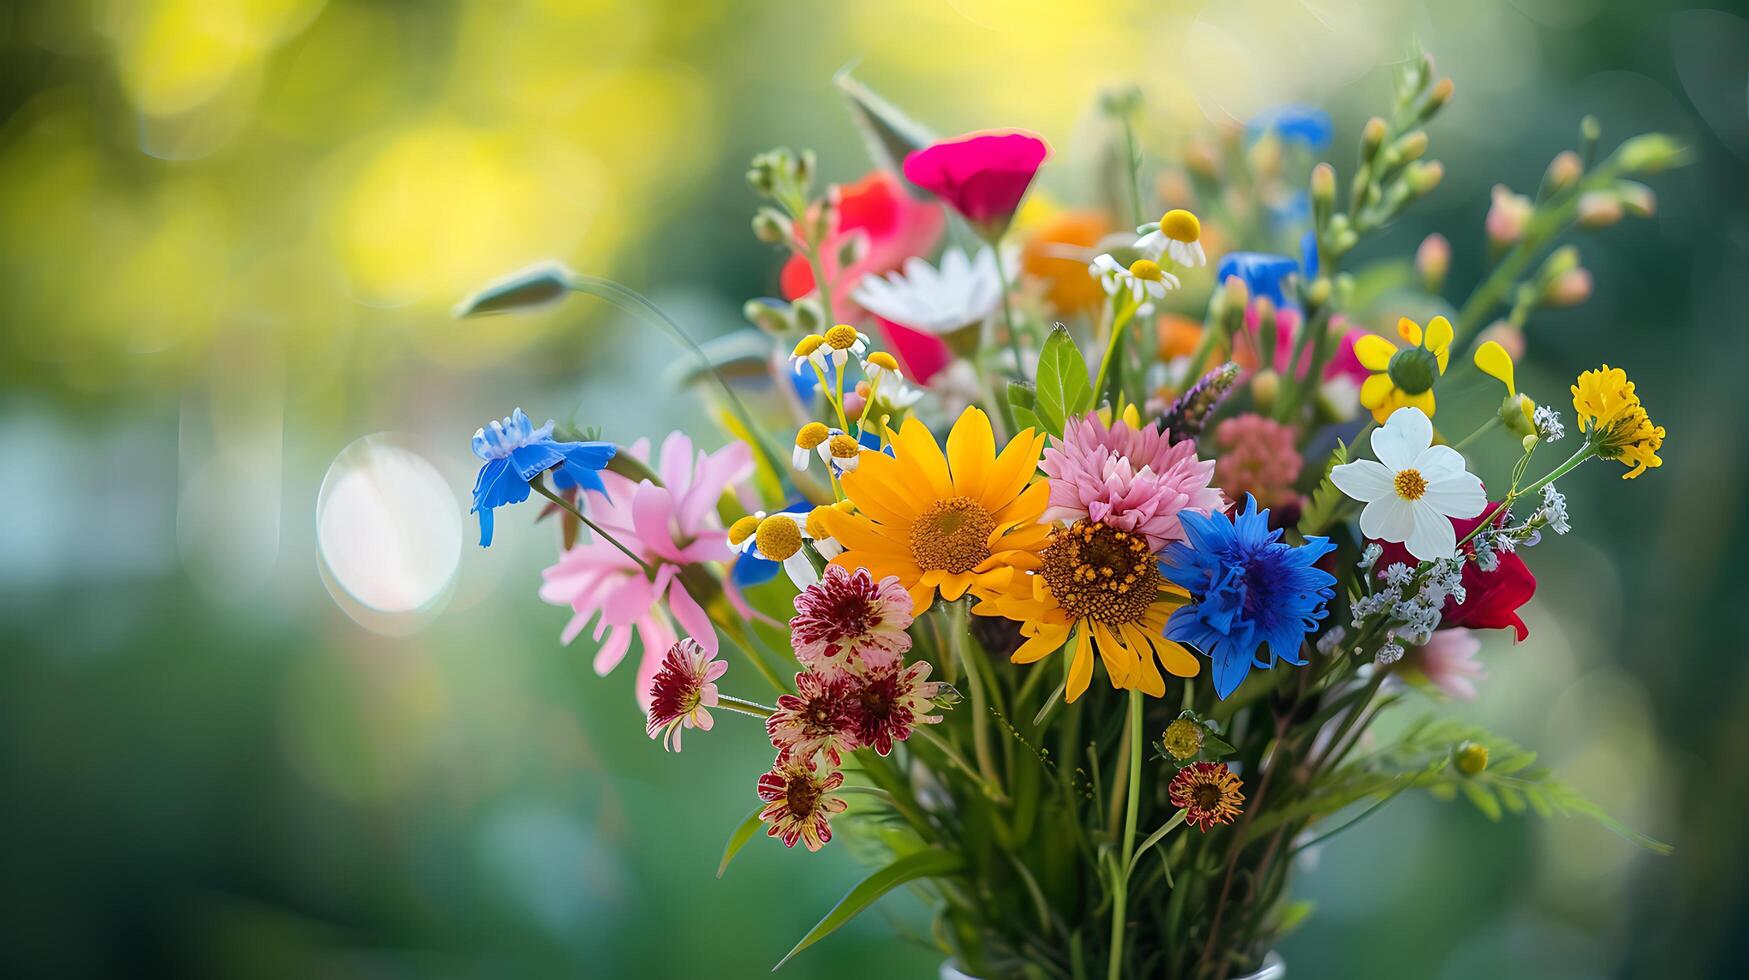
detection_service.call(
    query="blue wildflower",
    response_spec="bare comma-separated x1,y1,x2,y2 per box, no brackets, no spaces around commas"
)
1215,252,1300,308
1245,105,1334,152
1159,496,1337,699
470,408,615,547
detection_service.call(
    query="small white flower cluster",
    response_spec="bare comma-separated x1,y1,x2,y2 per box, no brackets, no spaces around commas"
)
1357,542,1383,570
1352,556,1469,661
1532,406,1566,442
1376,632,1406,665
1315,626,1348,656
1535,483,1571,535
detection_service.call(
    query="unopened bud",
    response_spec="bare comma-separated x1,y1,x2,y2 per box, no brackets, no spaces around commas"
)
1311,163,1336,225
1361,117,1387,162
795,149,816,188
752,207,789,244
454,260,574,318
1615,133,1688,175
1544,150,1582,196
1500,393,1538,439
743,297,792,334
1406,160,1444,196
1222,274,1249,313
1454,740,1489,776
1305,277,1332,309
1542,244,1581,279
1542,267,1592,308
1419,78,1454,121
1394,131,1429,164
1616,180,1656,218
1576,191,1622,229
1416,234,1450,291
1251,369,1280,411
792,296,824,332
1486,185,1532,247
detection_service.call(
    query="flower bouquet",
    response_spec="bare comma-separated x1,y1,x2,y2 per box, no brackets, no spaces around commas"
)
443,54,1679,979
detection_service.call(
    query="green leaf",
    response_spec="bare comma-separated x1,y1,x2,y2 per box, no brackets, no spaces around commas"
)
454,260,574,317
774,849,964,970
1034,327,1092,437
717,806,766,879
1012,406,1042,434
1297,440,1352,536
834,70,937,184
1007,379,1037,411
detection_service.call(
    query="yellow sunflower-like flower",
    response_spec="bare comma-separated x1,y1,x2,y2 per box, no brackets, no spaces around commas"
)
821,407,1050,613
972,519,1199,702
1571,365,1665,478
1353,315,1454,423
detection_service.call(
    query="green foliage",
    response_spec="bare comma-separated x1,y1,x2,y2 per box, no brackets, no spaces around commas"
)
717,805,768,878
1033,326,1095,437
1296,440,1352,536
775,848,965,970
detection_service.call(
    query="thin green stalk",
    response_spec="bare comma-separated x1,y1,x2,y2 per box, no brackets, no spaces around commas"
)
1092,294,1139,405
992,243,1026,378
715,694,777,719
947,600,1006,800
1107,689,1145,980
532,480,650,573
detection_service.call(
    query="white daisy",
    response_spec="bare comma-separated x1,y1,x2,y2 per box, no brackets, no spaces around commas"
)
731,507,820,589
875,378,923,411
851,247,1001,336
1329,406,1486,561
1090,254,1178,315
1132,209,1207,268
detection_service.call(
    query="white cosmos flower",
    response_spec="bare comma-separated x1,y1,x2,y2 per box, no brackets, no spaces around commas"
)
852,247,1001,335
1329,406,1486,561
1090,254,1178,316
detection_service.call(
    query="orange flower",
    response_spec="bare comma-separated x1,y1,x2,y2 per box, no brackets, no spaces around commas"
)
1021,210,1112,314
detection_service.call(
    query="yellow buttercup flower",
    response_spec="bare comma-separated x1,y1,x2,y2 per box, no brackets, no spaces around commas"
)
1473,340,1537,438
1571,365,1665,478
973,519,1198,702
1353,315,1453,423
820,407,1050,613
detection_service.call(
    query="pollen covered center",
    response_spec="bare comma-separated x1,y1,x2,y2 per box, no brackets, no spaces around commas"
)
1128,259,1165,282
1040,519,1158,626
785,773,820,818
1393,468,1428,501
1161,208,1201,243
910,496,995,574
757,515,803,560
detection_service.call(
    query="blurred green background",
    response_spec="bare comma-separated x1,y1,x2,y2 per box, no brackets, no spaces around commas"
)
2,1,1746,977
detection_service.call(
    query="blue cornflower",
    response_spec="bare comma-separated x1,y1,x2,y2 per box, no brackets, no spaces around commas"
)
1215,252,1300,308
1159,496,1337,700
469,408,615,547
1246,105,1334,152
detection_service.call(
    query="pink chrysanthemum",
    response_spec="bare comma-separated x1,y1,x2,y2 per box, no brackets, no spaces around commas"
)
540,433,752,708
789,566,916,678
766,670,860,766
842,662,945,756
1213,413,1302,510
1414,628,1486,701
1041,413,1225,551
644,638,727,751
756,759,848,852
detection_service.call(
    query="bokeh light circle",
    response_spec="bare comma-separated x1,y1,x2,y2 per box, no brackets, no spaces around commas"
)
317,432,462,634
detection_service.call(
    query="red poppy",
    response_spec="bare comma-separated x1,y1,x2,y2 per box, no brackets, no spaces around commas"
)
903,131,1050,238
1374,505,1536,641
780,170,944,318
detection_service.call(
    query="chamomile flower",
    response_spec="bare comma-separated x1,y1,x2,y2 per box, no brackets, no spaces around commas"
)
730,506,820,589
1091,254,1178,314
1133,209,1207,268
793,422,831,471
1329,407,1487,561
821,323,870,368
862,351,903,383
791,333,828,372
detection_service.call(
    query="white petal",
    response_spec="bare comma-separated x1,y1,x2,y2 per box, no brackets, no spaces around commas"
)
1406,500,1458,560
1372,407,1432,470
1359,496,1416,543
1329,459,1393,503
1410,444,1469,481
1420,470,1487,519
783,553,819,589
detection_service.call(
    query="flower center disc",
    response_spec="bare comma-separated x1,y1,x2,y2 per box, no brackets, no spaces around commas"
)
1393,469,1428,501
1128,259,1164,282
786,774,820,818
910,496,995,574
1040,519,1158,625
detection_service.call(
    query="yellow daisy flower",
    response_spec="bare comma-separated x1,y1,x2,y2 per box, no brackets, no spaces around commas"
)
972,519,1199,702
1571,365,1665,478
821,407,1051,613
1353,315,1454,423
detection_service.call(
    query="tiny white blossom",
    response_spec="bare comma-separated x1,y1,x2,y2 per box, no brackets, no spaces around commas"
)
1533,406,1566,442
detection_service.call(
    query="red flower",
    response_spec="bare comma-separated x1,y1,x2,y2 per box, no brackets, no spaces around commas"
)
841,662,944,756
1168,762,1245,831
903,131,1050,238
1374,506,1537,641
756,758,848,851
780,171,944,318
766,669,860,766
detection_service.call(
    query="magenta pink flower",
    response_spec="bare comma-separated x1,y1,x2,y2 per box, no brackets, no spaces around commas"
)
842,662,945,757
644,638,727,751
781,170,945,319
1041,413,1226,551
540,433,751,707
790,566,916,678
903,131,1049,238
1414,628,1486,701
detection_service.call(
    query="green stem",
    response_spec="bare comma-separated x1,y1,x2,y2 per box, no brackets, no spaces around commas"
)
1107,689,1144,980
991,242,1025,378
1092,294,1139,405
715,694,777,719
946,600,1005,799
1451,415,1502,453
1122,114,1146,227
1457,443,1593,549
532,480,650,573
